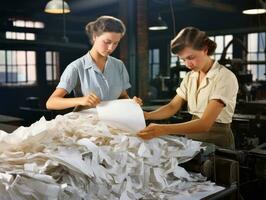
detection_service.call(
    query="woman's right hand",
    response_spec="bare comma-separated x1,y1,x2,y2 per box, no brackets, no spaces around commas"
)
143,111,150,120
79,93,100,107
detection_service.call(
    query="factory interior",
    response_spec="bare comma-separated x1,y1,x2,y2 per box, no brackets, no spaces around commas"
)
0,0,266,199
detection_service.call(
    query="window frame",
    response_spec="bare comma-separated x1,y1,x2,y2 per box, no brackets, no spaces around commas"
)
0,50,37,86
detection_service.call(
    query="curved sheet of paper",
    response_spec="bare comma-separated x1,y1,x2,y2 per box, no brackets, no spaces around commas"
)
96,99,146,133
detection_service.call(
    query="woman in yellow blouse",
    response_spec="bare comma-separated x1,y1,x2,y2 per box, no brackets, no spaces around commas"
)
138,27,238,150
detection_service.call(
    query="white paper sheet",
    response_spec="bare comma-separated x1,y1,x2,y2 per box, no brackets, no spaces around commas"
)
96,99,146,133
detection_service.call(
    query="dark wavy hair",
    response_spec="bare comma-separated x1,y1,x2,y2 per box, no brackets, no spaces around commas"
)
85,16,126,44
171,27,216,56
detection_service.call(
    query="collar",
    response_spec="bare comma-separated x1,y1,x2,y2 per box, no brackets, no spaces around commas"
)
83,52,109,74
205,60,220,79
190,60,220,79
84,52,95,69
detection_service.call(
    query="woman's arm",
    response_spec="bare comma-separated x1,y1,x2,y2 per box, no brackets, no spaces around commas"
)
46,88,100,110
138,99,224,140
145,95,186,120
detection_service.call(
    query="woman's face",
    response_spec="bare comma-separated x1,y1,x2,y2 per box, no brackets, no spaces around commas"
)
177,46,209,72
93,32,122,57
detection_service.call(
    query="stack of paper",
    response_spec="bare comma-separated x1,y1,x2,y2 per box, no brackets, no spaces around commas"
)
0,100,224,200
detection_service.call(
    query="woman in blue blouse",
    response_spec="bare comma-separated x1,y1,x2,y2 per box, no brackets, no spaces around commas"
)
46,16,141,110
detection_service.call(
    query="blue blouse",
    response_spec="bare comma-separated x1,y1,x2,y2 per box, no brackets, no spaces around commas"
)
57,53,131,100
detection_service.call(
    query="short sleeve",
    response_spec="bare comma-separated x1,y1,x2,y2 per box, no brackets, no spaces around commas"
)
121,62,131,90
57,63,78,94
176,73,189,101
209,71,238,106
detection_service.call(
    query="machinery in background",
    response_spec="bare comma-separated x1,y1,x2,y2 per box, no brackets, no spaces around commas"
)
218,38,266,150
219,37,265,102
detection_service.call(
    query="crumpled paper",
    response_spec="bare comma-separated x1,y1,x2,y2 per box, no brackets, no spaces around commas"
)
0,109,224,200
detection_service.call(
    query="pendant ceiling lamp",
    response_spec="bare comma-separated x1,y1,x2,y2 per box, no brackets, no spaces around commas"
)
45,0,70,14
242,0,266,15
149,14,168,31
44,0,70,43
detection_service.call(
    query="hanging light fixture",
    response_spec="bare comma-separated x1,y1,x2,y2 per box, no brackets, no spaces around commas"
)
44,0,70,14
44,0,70,42
242,0,266,15
149,14,168,31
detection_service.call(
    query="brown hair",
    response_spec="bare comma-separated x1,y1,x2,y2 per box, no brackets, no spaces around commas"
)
171,27,216,56
85,16,126,44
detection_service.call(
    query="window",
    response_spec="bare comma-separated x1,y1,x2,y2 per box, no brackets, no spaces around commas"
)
5,19,44,41
170,54,186,79
149,49,160,79
13,20,45,29
209,35,233,61
170,53,178,68
0,50,36,84
46,51,59,81
247,32,266,81
6,31,35,40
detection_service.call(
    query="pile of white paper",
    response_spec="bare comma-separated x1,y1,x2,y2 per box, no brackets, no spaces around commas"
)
0,107,224,200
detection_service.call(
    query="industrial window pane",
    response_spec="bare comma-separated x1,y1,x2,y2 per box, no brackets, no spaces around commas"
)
17,51,26,65
17,66,26,82
26,33,35,40
149,49,160,80
17,32,25,40
7,51,12,65
258,33,265,52
25,21,34,28
46,52,52,64
5,32,12,39
225,35,233,53
0,51,5,65
153,49,159,63
11,32,16,39
34,22,45,29
215,36,223,53
0,65,6,83
53,52,58,64
13,20,25,27
258,53,265,61
46,51,59,81
248,33,258,52
152,64,160,79
27,51,36,65
258,65,265,80
8,68,17,82
0,65,5,72
46,65,52,81
149,50,152,63
27,65,36,82
12,51,17,65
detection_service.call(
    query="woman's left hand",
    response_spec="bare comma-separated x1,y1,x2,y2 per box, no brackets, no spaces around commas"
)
137,123,166,140
133,96,143,106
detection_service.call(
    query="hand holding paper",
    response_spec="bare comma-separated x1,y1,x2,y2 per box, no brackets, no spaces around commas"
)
96,99,146,133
